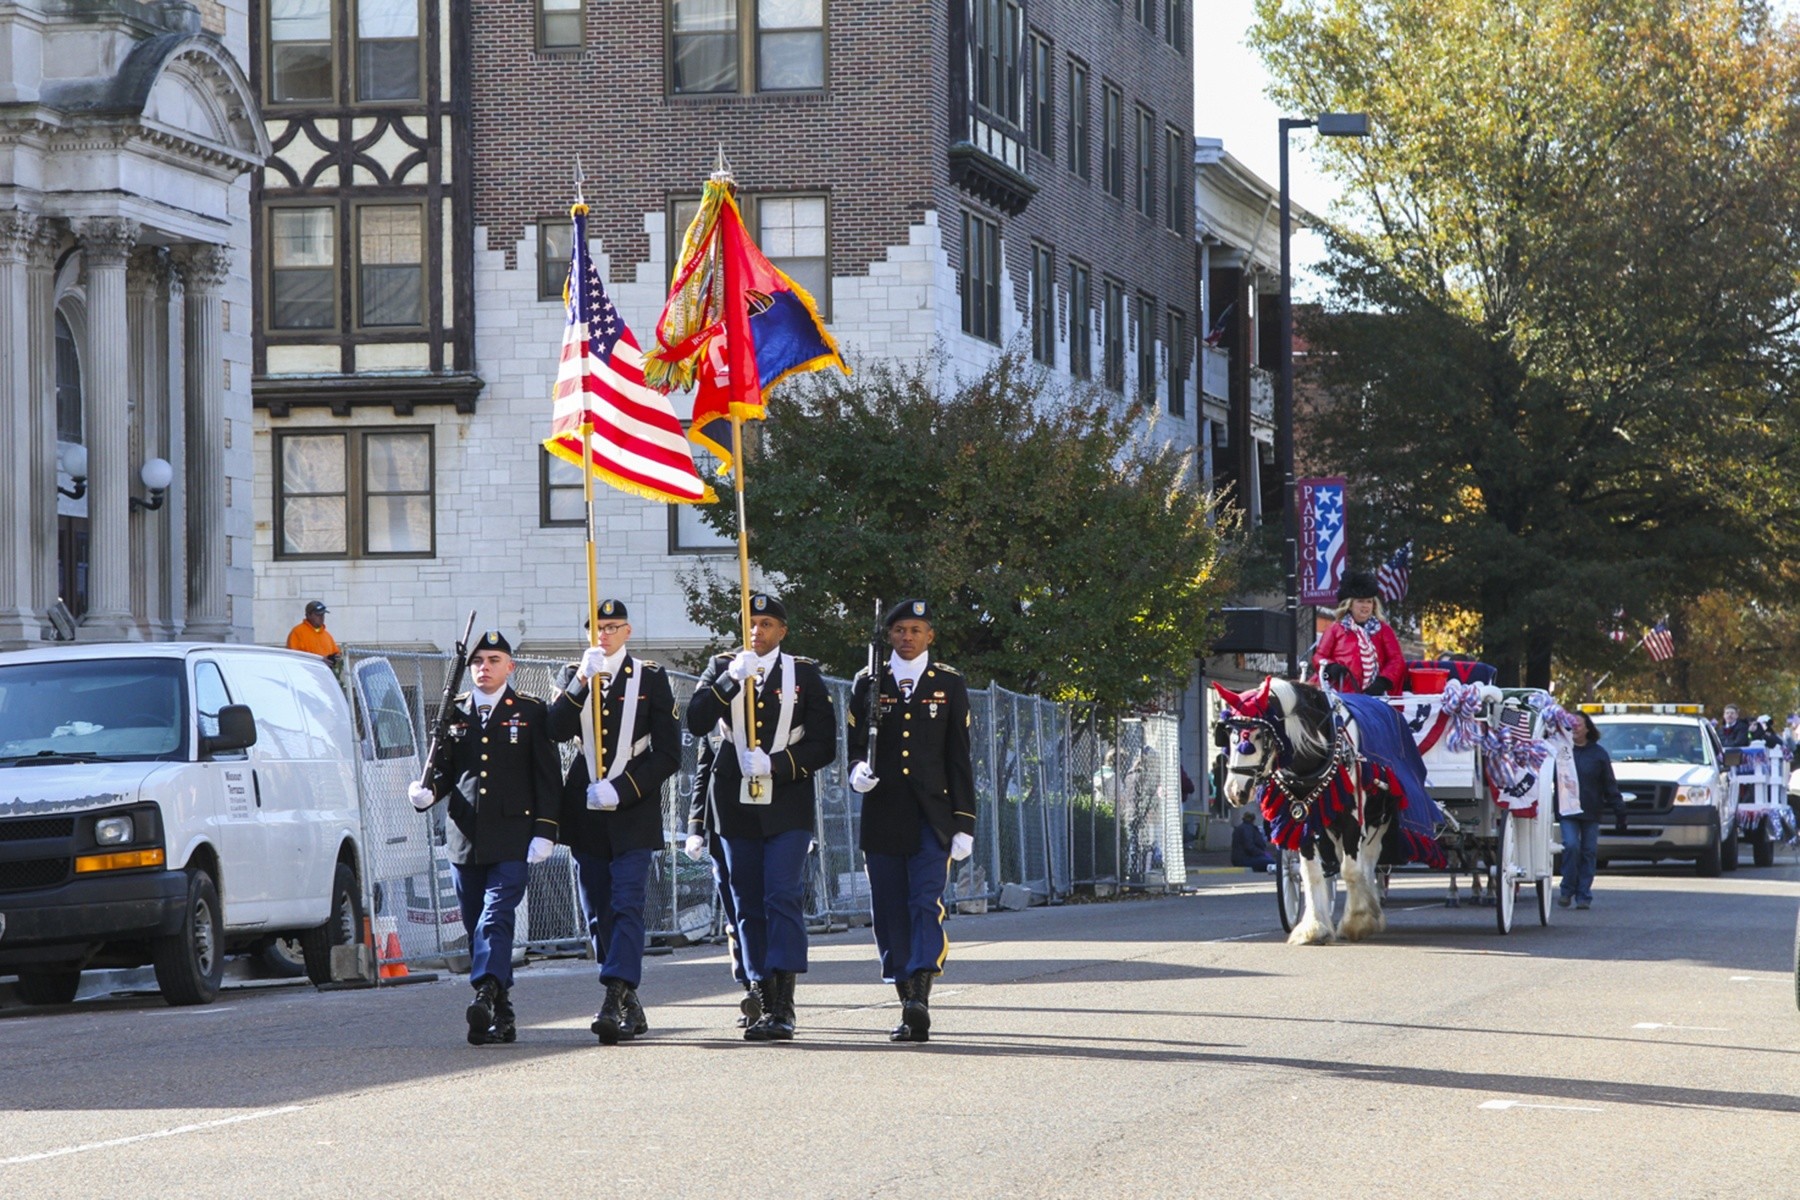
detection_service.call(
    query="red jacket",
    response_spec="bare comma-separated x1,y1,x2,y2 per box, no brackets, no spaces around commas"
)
1314,618,1405,694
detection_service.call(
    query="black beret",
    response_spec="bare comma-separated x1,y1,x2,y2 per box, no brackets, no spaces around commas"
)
586,598,629,626
475,630,513,655
885,599,935,627
1337,572,1380,602
749,593,787,622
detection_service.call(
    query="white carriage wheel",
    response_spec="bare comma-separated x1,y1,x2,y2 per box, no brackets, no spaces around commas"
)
1276,848,1304,933
1494,810,1517,935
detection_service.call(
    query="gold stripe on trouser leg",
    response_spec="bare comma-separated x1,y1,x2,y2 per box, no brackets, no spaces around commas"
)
933,852,951,972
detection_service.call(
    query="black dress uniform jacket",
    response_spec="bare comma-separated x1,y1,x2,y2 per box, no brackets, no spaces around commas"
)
427,686,561,866
685,652,837,839
847,658,977,856
546,657,681,857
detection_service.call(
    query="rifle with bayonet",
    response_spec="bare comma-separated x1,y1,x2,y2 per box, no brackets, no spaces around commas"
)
419,610,478,791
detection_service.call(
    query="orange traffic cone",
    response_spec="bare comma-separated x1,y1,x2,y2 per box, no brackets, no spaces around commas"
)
375,915,408,979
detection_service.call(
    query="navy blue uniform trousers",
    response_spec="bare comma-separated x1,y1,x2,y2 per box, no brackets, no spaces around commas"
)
720,828,811,979
573,846,654,989
864,817,951,982
453,860,529,989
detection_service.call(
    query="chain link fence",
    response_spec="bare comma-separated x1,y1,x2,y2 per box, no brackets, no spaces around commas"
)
340,647,1182,969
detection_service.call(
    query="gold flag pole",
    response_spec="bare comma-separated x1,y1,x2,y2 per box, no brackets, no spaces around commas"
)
572,165,602,783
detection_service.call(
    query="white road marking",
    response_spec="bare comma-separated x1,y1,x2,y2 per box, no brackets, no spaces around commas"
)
1631,1022,1727,1032
1478,1099,1602,1113
0,1106,304,1166
1206,930,1282,942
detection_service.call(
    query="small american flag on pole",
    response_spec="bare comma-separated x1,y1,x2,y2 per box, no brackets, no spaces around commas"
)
543,207,711,505
1376,540,1412,604
1642,620,1675,662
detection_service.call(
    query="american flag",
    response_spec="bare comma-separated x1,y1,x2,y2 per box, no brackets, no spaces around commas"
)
1642,620,1675,662
543,208,710,505
1376,541,1412,604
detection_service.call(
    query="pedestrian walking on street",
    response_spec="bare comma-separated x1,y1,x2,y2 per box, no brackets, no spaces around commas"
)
686,593,836,1040
408,631,560,1045
846,599,976,1044
546,600,681,1046
285,600,342,671
1559,712,1622,910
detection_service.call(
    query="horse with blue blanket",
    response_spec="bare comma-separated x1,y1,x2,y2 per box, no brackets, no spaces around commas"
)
1214,677,1443,945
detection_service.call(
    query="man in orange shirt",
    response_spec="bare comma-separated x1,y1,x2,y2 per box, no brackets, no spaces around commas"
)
286,600,342,670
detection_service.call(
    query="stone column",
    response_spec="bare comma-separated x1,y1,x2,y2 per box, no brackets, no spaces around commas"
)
0,212,38,646
74,218,140,638
164,264,188,638
129,246,174,638
175,243,231,641
27,221,62,627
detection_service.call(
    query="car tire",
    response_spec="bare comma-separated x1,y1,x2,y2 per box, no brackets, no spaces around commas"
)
152,867,224,1006
253,934,309,979
14,968,81,1006
300,861,365,987
1753,822,1776,868
1695,817,1723,878
1722,824,1740,872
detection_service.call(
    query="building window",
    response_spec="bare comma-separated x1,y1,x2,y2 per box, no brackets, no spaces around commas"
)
268,206,337,331
1103,279,1124,391
540,447,584,526
1028,33,1053,157
971,0,1023,126
538,219,575,301
1135,294,1156,403
1136,106,1155,219
961,212,1001,344
276,428,435,559
1165,126,1185,231
268,0,334,103
356,204,425,328
539,0,583,49
55,312,83,444
1102,84,1124,199
669,0,824,95
1164,0,1184,50
670,436,733,552
670,193,830,316
1167,308,1188,416
1030,243,1054,366
1068,260,1091,380
1135,0,1151,31
356,0,420,102
1066,58,1089,179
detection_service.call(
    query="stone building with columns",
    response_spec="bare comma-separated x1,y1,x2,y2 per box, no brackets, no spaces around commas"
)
0,0,266,648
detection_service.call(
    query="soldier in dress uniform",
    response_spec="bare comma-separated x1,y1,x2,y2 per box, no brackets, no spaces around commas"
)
685,593,836,1040
546,600,681,1045
683,742,760,1029
846,599,976,1043
408,631,560,1045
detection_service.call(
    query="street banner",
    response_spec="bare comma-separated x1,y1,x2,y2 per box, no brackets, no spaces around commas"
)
1297,476,1347,606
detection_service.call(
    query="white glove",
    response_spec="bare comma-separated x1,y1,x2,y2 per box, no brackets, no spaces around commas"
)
527,836,554,865
740,747,772,777
576,646,609,683
683,833,707,862
849,761,879,794
587,779,620,811
950,832,974,862
726,650,759,682
407,781,435,811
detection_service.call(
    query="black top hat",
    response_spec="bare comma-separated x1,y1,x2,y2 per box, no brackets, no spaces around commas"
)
1337,572,1380,603
884,599,934,627
749,593,787,622
475,630,513,655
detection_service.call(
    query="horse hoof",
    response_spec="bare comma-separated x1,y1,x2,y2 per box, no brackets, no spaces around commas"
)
1288,921,1335,946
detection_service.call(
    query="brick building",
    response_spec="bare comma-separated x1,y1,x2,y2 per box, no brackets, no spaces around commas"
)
248,1,1198,664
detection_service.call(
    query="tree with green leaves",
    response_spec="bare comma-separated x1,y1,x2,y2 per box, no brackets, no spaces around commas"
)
680,354,1236,714
1255,0,1800,687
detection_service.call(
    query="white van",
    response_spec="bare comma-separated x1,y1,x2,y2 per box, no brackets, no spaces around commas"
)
0,643,370,1005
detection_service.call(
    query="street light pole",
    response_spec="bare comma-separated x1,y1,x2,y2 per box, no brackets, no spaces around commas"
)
1277,111,1369,681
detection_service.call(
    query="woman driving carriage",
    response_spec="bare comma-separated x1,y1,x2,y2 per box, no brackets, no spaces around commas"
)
1312,572,1406,696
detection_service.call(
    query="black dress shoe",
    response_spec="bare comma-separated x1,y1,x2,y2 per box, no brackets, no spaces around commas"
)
491,986,518,1044
466,980,499,1046
592,979,628,1045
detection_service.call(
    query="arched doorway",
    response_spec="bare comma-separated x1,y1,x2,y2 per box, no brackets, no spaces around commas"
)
55,309,88,619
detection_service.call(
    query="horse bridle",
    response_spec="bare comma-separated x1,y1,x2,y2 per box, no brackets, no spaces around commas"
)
1215,695,1349,823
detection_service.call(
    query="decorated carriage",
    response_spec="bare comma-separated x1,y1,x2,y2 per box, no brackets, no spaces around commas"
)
1215,665,1575,944
1730,742,1798,868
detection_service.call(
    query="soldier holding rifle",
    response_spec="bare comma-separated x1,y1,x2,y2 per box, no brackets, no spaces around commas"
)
409,629,561,1046
685,593,836,1040
846,599,977,1043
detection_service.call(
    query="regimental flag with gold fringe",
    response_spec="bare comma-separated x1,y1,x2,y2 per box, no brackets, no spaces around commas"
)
544,206,712,504
644,174,848,471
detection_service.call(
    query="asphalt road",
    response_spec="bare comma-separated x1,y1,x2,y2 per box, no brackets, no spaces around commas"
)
3,856,1797,1200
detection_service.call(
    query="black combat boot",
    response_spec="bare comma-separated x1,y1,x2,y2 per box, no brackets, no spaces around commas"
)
621,987,649,1040
491,986,518,1044
465,979,499,1046
736,980,763,1029
765,970,796,1041
743,977,774,1041
592,979,629,1045
903,970,933,1042
889,976,918,1042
